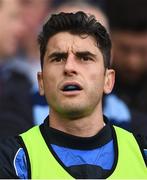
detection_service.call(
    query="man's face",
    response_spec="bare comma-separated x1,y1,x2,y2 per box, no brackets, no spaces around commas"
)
38,32,114,119
0,0,25,58
111,31,147,83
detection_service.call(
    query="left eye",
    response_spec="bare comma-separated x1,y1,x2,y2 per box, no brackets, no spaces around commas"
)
54,57,63,62
81,56,91,61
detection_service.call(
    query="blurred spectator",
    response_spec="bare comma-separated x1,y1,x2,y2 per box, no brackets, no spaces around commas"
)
104,0,147,136
15,0,52,125
0,0,25,60
0,0,33,138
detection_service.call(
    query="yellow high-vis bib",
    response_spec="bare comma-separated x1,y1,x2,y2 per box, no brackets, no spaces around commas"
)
21,125,147,179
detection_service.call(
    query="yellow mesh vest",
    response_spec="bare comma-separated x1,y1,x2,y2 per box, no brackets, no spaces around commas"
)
21,126,74,179
109,126,147,179
21,125,147,179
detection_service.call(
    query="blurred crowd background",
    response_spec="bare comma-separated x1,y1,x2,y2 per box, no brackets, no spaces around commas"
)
0,0,147,138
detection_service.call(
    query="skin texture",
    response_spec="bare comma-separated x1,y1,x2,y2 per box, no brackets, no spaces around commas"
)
38,32,115,137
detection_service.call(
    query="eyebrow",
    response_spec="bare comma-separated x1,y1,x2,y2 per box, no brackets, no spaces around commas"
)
75,51,97,58
48,51,97,59
48,52,68,59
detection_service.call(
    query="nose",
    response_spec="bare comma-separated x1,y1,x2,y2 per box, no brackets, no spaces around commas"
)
64,54,77,76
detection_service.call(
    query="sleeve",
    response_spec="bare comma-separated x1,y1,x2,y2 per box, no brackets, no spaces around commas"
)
0,136,28,179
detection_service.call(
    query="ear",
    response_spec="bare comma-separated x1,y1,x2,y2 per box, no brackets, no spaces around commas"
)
103,69,115,94
37,72,45,96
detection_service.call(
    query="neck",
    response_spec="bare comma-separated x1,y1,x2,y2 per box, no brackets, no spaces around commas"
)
49,108,105,137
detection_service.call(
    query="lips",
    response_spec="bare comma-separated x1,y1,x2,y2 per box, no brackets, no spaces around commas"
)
61,82,83,92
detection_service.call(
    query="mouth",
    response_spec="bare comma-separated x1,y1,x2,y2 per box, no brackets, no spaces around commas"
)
61,82,83,92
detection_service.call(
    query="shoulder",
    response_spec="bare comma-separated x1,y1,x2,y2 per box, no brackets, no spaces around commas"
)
0,136,27,179
112,125,147,166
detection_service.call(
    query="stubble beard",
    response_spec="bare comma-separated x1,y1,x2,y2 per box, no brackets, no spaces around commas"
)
51,97,101,120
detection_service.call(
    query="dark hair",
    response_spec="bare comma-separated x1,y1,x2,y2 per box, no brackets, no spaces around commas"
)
106,0,147,31
38,11,111,69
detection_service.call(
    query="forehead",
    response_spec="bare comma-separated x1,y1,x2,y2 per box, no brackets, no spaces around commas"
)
46,32,100,54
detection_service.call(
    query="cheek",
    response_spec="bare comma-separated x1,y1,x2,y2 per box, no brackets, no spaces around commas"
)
89,71,105,90
42,71,55,92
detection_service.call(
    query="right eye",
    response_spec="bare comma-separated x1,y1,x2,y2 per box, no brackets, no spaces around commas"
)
50,57,65,62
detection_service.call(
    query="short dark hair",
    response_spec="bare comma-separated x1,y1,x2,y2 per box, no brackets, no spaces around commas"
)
38,11,111,69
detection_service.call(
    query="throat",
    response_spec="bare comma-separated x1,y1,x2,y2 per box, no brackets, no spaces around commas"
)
50,116,105,137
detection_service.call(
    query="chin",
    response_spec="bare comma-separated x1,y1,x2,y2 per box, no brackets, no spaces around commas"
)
61,111,86,120
57,104,89,119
